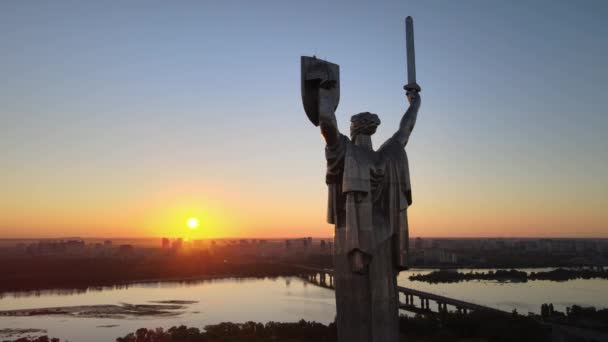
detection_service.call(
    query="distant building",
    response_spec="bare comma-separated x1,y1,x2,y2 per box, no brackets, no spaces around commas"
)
162,238,170,249
26,239,86,256
172,238,183,250
423,249,458,265
117,244,134,256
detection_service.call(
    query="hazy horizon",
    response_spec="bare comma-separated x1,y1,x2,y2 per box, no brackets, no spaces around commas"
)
2,235,608,240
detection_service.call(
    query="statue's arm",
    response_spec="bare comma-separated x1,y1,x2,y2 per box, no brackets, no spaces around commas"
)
392,91,421,147
318,86,340,146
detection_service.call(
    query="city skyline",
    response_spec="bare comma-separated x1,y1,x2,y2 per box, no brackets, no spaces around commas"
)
1,1,607,239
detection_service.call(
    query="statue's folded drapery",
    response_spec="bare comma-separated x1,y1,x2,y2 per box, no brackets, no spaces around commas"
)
326,133,411,269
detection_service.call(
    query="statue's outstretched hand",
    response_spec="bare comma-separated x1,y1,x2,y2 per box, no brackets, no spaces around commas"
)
317,80,340,146
318,81,339,118
406,89,421,107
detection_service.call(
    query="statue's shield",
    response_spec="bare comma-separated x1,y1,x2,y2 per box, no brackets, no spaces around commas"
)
301,56,340,126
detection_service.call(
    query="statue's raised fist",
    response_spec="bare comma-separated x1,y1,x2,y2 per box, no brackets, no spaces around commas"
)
406,90,421,107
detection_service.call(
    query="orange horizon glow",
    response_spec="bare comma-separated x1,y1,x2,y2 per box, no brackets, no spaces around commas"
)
1,129,607,240
1,192,606,241
2,186,606,239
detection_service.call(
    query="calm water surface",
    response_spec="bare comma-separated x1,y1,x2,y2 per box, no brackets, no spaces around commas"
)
1,269,607,341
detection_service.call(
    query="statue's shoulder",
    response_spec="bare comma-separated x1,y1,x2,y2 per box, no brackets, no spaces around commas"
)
376,137,408,166
328,133,350,148
340,133,351,144
378,136,402,153
325,134,350,159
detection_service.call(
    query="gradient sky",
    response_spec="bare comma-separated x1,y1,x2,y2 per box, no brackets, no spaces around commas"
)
1,1,607,239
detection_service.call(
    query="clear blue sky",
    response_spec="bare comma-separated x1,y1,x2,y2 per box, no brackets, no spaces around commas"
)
1,0,607,238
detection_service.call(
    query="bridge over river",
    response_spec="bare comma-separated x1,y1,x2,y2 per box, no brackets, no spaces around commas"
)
290,265,608,341
292,265,510,317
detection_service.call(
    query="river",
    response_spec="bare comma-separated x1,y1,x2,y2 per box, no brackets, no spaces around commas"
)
1,268,606,341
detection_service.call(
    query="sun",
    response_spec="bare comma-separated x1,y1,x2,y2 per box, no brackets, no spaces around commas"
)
187,217,200,229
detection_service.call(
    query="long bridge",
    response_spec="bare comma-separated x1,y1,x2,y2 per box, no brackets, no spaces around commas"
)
291,265,608,341
293,265,509,316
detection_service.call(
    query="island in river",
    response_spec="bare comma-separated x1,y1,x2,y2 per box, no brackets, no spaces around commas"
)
409,268,608,283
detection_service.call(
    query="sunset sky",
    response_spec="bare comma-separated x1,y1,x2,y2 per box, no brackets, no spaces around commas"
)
1,1,607,239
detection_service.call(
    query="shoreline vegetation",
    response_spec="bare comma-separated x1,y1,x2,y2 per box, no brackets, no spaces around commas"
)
3,311,554,342
408,268,608,283
5,304,608,342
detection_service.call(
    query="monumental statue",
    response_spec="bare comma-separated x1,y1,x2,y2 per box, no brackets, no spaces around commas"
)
301,17,421,342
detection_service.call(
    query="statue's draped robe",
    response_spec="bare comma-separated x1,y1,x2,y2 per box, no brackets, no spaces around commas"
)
326,133,411,342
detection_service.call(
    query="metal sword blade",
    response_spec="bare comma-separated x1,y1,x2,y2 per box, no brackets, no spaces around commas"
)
405,16,416,86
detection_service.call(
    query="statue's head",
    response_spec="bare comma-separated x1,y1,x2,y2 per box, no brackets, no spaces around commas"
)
350,112,381,139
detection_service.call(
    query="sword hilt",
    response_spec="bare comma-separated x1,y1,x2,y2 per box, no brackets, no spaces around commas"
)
404,82,421,93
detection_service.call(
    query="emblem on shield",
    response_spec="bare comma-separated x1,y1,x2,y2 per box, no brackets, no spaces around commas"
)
301,56,340,126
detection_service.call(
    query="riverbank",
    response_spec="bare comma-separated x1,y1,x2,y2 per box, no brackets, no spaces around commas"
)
0,256,304,294
3,311,553,342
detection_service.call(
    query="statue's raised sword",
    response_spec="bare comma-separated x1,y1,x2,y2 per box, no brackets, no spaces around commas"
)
404,16,420,93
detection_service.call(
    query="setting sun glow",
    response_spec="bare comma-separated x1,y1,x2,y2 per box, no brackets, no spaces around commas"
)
187,217,200,229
